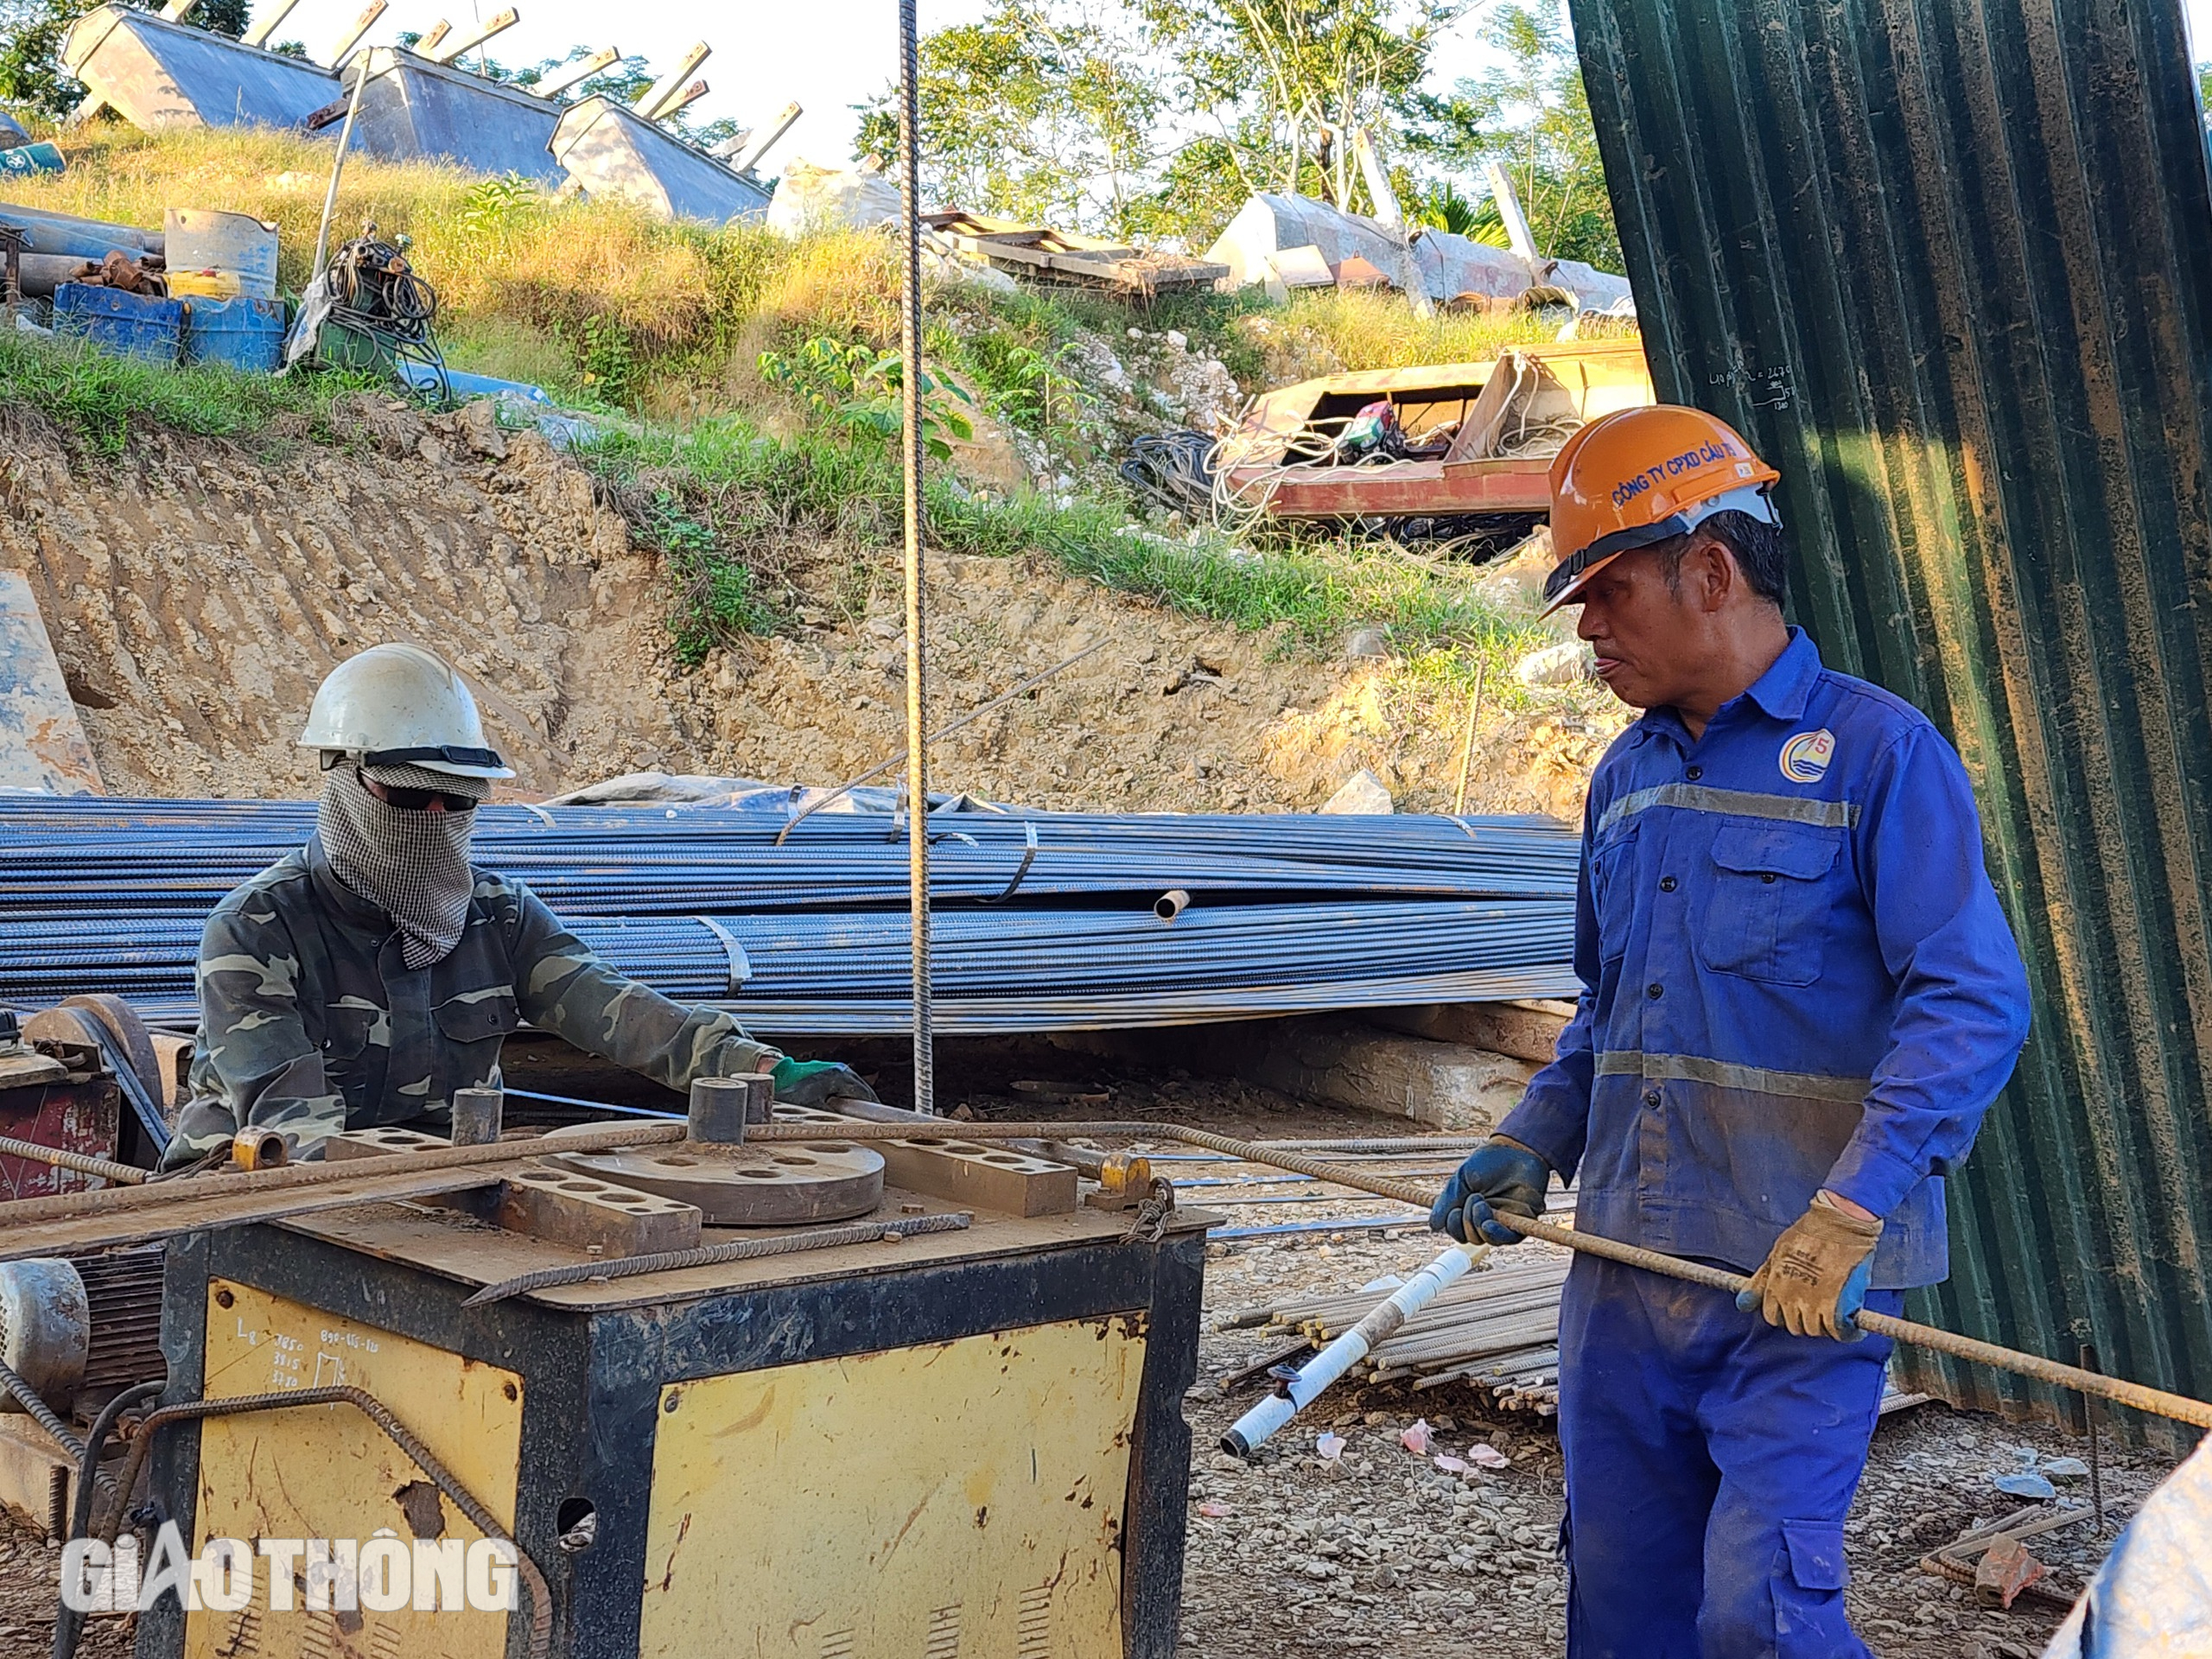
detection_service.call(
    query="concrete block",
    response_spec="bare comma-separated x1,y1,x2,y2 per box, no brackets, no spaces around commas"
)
1232,1020,1537,1131
1366,1000,1572,1065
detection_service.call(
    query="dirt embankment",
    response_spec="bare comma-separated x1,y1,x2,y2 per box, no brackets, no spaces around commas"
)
0,404,1618,816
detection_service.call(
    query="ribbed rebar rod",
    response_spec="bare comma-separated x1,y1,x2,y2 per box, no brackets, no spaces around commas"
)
462,1210,972,1306
1490,1215,2212,1431
897,0,934,1114
0,1134,146,1185
0,1359,93,1473
98,1388,550,1659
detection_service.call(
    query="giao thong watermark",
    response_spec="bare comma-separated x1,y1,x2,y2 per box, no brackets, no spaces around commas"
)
60,1522,518,1614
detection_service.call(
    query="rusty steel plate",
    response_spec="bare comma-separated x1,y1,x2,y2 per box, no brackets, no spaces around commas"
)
541,1126,884,1226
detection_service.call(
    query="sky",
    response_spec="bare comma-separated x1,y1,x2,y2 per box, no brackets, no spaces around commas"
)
247,0,2212,180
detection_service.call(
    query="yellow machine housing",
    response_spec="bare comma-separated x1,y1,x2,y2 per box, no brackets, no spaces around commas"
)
143,1194,1205,1659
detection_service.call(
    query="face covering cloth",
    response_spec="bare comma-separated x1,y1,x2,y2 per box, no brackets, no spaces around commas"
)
316,764,485,969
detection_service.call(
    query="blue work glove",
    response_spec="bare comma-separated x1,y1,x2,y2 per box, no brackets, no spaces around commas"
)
1428,1137,1549,1245
767,1058,880,1107
1736,1192,1883,1340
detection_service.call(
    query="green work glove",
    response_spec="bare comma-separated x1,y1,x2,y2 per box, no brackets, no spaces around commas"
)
767,1058,880,1108
1737,1192,1883,1340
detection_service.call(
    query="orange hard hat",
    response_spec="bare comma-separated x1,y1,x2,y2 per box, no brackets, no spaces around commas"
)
1541,405,1782,611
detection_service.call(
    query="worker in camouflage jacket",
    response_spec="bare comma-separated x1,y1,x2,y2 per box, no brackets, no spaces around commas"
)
166,644,875,1168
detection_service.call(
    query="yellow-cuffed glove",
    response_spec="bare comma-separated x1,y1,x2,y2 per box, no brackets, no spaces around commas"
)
1737,1191,1883,1340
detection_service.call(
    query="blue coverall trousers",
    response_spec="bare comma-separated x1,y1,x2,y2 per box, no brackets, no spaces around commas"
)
1557,1255,1904,1657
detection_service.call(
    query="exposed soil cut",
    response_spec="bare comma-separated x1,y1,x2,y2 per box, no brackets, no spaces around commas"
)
0,404,1617,818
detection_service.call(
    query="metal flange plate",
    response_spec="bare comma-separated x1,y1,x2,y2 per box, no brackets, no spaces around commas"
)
540,1127,885,1226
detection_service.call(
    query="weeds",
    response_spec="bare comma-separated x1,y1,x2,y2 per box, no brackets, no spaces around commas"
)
579,407,1540,684
0,327,363,453
755,337,975,459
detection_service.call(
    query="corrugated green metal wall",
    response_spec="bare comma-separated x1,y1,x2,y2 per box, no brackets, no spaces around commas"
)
1569,0,2212,1440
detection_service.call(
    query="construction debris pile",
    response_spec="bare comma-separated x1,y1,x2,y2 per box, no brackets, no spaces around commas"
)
0,796,1580,1033
1230,1245,1573,1412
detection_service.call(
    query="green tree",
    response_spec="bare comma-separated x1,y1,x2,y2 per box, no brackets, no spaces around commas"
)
1136,0,1464,232
1407,3,1618,266
2,0,245,116
855,0,1164,239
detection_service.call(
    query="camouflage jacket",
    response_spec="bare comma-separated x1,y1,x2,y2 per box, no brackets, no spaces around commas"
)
168,834,779,1165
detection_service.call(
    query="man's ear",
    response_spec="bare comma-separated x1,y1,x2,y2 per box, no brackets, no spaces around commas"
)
1688,534,1737,613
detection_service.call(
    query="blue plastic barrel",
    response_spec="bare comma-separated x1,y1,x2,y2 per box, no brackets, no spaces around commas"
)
0,143,65,178
181,295,284,372
53,283,181,365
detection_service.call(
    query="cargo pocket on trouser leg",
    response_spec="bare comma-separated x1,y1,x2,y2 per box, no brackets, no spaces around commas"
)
1773,1520,1866,1657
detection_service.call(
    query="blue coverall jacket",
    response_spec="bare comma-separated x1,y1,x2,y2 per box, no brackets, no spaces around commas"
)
1498,628,2033,1656
1498,627,2032,1287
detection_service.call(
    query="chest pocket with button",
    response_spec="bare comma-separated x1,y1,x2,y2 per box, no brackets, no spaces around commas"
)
1695,822,1844,986
1589,823,1640,963
430,988,519,1096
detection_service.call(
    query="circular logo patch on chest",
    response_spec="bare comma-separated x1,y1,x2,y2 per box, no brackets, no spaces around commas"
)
1779,728,1836,785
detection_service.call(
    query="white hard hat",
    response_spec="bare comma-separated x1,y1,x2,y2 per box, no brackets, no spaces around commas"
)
298,644,515,779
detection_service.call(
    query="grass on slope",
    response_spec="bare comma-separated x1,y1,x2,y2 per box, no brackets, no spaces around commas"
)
581,416,1548,686
0,324,366,451
10,128,1606,419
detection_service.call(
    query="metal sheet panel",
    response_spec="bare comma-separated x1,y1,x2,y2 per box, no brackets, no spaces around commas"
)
550,96,772,223
1573,0,2212,1439
188,1278,520,1657
639,1316,1142,1657
347,48,565,183
60,6,336,131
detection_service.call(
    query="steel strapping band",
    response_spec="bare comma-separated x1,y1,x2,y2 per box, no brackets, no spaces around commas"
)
691,916,751,994
517,803,556,828
989,820,1041,902
1596,783,1860,837
1595,1050,1870,1103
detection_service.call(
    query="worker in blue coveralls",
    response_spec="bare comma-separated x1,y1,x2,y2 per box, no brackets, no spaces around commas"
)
1429,404,2031,1657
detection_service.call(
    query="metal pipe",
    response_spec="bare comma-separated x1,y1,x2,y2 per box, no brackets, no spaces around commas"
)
462,1210,972,1306
1222,1240,1483,1455
1154,888,1191,921
308,54,370,286
897,0,933,1114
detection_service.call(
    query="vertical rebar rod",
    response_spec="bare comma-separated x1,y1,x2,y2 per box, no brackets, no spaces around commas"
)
898,0,935,1113
1452,660,1486,816
2080,1340,2107,1532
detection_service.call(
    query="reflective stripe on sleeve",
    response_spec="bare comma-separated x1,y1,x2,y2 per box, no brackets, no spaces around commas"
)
1595,783,1861,837
1595,1050,1871,1103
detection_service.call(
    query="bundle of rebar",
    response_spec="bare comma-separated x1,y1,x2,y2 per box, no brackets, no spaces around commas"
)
0,798,1579,1032
1235,1249,1574,1413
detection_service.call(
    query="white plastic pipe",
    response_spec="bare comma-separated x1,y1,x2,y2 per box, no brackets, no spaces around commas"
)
1221,1241,1480,1456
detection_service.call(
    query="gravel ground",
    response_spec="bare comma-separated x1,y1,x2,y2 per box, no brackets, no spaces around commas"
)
1182,1225,2180,1659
